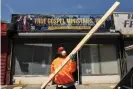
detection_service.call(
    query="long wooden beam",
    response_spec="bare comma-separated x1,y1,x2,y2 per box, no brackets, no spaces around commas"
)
41,1,120,89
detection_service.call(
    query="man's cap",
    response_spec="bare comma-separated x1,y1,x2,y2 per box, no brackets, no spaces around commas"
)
58,46,64,53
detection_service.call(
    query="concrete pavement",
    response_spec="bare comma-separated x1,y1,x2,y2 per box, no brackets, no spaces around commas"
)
1,84,116,89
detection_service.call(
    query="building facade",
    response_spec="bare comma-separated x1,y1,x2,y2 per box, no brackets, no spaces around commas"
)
1,22,11,85
4,12,133,85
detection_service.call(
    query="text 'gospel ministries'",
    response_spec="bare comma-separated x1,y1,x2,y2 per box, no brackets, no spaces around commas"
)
34,18,100,25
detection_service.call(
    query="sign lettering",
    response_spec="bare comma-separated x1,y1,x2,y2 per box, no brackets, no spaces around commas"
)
113,12,133,35
11,14,111,32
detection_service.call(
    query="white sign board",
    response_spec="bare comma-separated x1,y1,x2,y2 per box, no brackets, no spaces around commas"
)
113,12,133,34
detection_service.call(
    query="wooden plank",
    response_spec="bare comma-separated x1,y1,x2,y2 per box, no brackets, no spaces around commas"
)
41,1,120,89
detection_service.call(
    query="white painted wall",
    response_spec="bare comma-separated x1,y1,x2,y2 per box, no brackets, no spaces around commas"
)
81,75,120,84
14,75,120,84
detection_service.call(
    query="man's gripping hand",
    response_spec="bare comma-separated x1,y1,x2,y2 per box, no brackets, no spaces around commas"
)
70,54,76,62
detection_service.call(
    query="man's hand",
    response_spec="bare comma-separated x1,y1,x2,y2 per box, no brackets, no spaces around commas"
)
70,54,76,62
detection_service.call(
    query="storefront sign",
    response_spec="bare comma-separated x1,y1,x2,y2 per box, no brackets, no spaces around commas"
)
11,14,111,32
113,12,133,35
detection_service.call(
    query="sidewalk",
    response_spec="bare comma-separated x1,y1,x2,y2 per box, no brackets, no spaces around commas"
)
1,84,116,89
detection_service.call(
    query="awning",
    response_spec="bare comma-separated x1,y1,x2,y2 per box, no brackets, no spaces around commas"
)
14,32,120,38
12,32,123,44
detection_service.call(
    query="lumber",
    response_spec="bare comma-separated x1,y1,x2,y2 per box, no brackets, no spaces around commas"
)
41,1,120,89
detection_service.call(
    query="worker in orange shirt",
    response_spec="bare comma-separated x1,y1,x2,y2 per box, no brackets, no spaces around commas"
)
51,46,77,89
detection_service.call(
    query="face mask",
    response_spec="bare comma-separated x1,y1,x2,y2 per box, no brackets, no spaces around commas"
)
61,50,67,56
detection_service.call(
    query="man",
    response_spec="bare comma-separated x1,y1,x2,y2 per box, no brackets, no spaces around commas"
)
17,15,32,32
51,46,76,89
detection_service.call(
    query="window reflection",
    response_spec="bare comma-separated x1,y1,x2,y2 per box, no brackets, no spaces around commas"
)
80,44,118,75
13,44,52,76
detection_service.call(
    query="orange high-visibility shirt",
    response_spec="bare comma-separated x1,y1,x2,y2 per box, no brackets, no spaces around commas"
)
51,57,76,85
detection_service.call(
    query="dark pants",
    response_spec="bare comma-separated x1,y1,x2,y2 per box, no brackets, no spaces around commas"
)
56,85,76,89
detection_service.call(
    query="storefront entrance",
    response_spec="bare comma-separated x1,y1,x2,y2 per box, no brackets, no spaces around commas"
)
11,41,120,84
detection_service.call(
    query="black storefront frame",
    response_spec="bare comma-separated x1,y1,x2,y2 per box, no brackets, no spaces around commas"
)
9,32,127,84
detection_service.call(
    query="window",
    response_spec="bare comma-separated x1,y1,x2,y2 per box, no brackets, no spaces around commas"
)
13,44,52,76
99,44,118,74
125,49,133,71
80,44,118,75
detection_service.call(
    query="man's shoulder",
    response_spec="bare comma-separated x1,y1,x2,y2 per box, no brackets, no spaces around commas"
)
52,57,60,63
54,57,60,60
